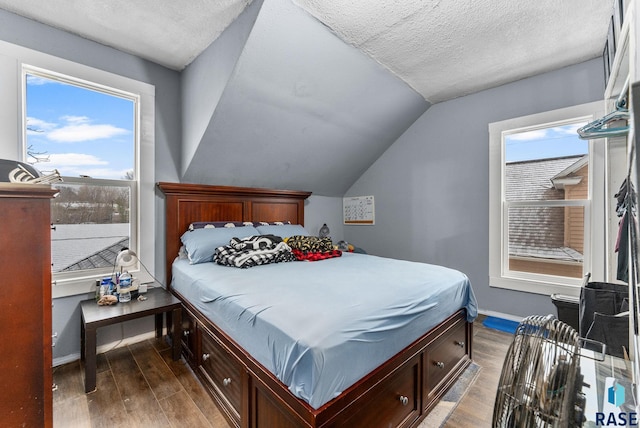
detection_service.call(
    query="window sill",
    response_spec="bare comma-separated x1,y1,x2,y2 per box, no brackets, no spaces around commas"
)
52,270,155,299
490,275,582,298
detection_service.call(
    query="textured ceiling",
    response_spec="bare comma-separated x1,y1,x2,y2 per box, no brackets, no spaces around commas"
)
0,0,252,70
0,0,614,103
293,0,614,102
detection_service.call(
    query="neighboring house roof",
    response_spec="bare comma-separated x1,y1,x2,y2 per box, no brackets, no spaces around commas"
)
61,237,129,272
551,156,588,190
505,156,583,202
505,155,586,263
51,223,129,272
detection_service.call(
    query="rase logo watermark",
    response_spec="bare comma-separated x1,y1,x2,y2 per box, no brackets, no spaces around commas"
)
595,378,637,426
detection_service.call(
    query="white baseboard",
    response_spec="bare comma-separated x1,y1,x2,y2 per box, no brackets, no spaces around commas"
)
478,309,523,323
53,330,160,368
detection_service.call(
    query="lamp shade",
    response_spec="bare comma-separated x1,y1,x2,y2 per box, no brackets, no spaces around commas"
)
115,249,137,270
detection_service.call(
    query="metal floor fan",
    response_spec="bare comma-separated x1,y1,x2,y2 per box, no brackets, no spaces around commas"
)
493,315,586,428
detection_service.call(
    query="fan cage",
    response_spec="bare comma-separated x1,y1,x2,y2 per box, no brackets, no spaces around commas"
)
493,314,584,428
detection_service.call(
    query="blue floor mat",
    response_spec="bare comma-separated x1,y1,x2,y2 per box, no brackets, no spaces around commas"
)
482,316,519,334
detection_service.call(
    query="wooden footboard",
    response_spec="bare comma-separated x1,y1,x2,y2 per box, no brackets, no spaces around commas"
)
158,182,474,428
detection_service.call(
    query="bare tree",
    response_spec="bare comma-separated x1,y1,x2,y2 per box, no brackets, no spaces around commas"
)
51,184,130,224
26,123,50,164
26,144,50,164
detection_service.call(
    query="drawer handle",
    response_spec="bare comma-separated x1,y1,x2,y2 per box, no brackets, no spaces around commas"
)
223,377,232,386
399,395,409,406
455,340,465,348
435,361,445,369
202,353,210,361
183,330,190,337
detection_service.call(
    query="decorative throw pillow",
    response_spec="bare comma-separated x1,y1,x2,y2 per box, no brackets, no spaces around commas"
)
285,235,333,252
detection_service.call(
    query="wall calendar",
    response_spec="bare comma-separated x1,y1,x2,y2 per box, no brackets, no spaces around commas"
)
343,195,375,225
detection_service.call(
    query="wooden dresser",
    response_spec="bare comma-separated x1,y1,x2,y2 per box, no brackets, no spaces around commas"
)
0,183,57,428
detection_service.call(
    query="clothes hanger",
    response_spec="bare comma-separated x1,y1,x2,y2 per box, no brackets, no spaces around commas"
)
577,76,630,139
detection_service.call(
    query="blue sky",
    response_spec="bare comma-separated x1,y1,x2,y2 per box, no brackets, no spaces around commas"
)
25,74,135,180
505,122,588,163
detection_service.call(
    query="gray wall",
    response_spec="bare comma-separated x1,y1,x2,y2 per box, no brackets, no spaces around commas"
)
345,58,605,318
181,0,264,175
181,0,428,196
305,195,345,241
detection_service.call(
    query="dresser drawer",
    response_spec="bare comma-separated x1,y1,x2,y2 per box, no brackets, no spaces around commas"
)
199,330,244,422
339,356,420,428
424,318,468,395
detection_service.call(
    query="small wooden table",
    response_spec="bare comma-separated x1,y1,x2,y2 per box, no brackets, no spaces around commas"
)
80,286,182,393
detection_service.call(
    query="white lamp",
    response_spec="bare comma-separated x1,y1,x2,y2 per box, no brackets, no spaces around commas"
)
115,249,137,272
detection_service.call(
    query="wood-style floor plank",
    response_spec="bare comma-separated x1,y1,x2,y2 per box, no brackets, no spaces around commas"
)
106,346,172,427
129,340,183,401
87,370,130,428
53,321,513,428
158,347,231,427
159,390,215,428
444,316,512,428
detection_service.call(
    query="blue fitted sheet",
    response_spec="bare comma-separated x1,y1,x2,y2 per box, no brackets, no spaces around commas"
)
172,252,478,409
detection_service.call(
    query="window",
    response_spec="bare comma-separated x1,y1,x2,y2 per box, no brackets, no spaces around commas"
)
489,102,605,295
25,71,137,279
0,39,155,297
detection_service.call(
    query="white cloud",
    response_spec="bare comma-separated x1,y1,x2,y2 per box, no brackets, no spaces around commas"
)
47,153,109,166
506,129,549,141
27,115,130,143
33,154,128,179
61,115,90,124
556,123,586,135
26,75,57,86
26,116,57,133
48,123,129,143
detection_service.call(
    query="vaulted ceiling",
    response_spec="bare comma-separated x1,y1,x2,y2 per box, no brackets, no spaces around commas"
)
0,0,615,195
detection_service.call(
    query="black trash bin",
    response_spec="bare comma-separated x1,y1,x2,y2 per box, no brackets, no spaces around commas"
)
550,294,580,332
579,281,629,359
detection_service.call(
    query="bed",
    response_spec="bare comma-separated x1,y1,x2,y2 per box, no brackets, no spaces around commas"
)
158,182,478,428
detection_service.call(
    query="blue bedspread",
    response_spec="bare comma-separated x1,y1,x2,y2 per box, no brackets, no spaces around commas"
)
172,252,477,409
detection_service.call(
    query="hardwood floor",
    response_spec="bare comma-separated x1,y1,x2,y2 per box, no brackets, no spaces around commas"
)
53,317,513,427
443,320,513,427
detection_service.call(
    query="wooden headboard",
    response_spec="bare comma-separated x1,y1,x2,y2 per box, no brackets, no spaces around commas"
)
157,182,311,289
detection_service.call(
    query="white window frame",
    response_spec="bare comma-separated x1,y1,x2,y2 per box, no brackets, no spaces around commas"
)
0,40,155,298
489,101,605,297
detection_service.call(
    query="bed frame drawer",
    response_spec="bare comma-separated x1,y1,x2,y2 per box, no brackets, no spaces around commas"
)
199,329,244,424
181,309,197,362
336,355,420,428
424,317,468,397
